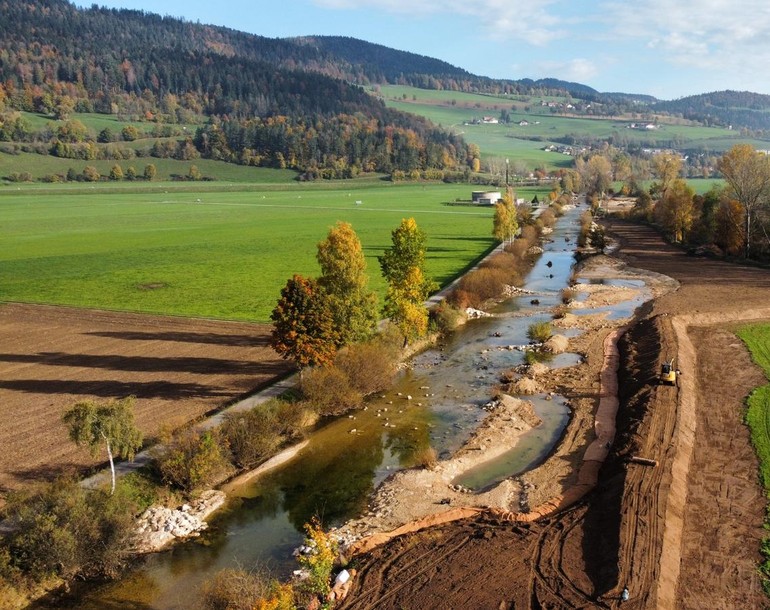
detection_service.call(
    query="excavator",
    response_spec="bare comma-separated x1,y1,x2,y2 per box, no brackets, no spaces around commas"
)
660,358,680,385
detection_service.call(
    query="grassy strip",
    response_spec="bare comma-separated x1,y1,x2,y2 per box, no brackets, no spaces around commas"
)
736,323,770,594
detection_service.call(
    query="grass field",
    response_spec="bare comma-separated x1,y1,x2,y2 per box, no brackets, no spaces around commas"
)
736,323,770,491
378,85,764,168
736,322,770,587
0,149,301,183
1,182,549,322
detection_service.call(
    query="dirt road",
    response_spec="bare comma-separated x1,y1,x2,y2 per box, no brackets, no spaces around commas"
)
339,220,770,609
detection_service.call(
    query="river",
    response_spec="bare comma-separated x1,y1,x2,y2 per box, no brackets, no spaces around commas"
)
39,203,619,609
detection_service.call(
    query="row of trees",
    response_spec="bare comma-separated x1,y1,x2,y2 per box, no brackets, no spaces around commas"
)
573,144,770,260
271,219,434,370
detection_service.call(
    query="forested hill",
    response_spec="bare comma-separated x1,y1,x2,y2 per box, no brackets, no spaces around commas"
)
0,0,472,177
291,36,473,88
651,91,770,130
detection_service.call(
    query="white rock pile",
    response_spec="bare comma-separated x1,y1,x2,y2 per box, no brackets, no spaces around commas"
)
131,489,226,553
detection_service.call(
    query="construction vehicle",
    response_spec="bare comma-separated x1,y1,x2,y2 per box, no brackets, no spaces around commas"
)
660,358,679,385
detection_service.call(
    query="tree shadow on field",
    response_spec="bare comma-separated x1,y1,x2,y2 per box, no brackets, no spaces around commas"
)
0,378,233,400
0,352,287,376
8,463,82,486
86,330,272,347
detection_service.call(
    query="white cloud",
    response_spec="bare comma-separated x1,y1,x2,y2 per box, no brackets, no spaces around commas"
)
602,0,770,73
313,0,567,43
531,58,600,82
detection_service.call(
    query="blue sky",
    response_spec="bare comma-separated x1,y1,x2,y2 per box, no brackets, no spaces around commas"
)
72,0,770,99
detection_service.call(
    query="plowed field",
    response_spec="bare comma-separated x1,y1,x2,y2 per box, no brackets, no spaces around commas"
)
0,304,291,496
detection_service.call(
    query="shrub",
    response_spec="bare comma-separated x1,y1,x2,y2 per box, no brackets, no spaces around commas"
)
300,366,362,416
201,567,283,610
454,267,508,307
4,479,135,580
538,208,557,228
220,403,283,469
560,287,578,304
527,321,553,343
412,446,438,469
507,239,530,258
334,339,398,396
446,288,474,310
296,518,338,600
430,301,465,334
155,429,232,494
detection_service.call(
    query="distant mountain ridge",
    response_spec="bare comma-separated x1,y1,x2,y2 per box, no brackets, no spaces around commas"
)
3,0,770,142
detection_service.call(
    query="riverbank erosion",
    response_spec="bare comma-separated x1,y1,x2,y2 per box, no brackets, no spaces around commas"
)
337,220,770,610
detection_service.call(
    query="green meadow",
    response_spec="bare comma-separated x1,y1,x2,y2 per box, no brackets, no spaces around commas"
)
0,182,548,322
736,322,770,584
378,85,758,168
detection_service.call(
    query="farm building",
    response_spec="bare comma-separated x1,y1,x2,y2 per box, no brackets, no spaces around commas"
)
471,191,502,205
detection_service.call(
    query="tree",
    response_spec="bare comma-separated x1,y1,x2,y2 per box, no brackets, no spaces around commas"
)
271,274,338,369
492,192,518,245
143,163,157,181
316,221,379,347
82,165,100,182
62,397,143,495
187,164,202,180
53,95,76,120
718,144,770,258
379,218,437,344
121,125,139,141
655,178,695,242
715,198,745,255
577,154,612,198
109,164,124,181
651,152,683,199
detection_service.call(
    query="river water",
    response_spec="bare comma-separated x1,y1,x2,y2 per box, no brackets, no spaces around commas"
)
41,203,628,609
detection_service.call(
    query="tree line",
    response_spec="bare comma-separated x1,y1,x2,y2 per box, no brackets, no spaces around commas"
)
569,144,770,261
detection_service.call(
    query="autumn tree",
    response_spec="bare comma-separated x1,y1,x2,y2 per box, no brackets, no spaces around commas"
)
493,191,518,245
143,163,157,180
714,199,745,255
316,221,378,347
718,144,770,257
651,152,682,199
271,274,338,370
576,154,612,198
379,218,437,344
109,164,123,181
654,178,695,242
62,397,143,495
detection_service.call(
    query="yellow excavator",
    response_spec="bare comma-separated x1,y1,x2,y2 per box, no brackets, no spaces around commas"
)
660,358,680,385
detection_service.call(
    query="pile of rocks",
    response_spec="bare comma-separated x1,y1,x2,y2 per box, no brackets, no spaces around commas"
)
131,490,226,553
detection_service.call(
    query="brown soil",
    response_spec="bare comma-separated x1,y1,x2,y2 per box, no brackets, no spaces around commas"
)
0,304,291,496
339,220,770,610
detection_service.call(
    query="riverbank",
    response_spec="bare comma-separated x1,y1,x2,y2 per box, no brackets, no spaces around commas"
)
335,254,679,555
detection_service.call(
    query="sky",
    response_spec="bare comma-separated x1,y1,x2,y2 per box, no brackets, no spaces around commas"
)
71,0,770,100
